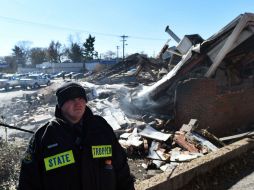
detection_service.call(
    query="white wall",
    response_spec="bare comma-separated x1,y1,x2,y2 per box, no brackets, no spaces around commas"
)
85,62,99,71
35,62,85,73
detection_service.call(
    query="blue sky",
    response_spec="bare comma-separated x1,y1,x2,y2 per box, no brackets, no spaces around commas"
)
0,0,253,57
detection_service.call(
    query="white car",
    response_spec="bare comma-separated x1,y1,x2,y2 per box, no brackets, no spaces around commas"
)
0,74,20,90
19,74,51,89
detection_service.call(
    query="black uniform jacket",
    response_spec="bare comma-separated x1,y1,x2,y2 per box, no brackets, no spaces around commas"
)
18,106,134,190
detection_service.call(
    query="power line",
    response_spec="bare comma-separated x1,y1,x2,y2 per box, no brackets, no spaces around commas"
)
0,15,119,37
0,15,167,41
129,36,166,41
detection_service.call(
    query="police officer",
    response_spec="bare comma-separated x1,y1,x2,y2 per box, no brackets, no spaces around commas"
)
18,82,135,190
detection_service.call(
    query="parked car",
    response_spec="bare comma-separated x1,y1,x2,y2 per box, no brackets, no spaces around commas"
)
83,71,93,78
0,74,20,91
42,73,54,79
53,71,66,78
19,74,51,89
65,72,76,79
72,73,84,80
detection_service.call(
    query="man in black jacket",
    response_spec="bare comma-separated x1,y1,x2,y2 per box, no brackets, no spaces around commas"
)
18,81,135,190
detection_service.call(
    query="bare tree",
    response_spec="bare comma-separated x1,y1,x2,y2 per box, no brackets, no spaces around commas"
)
103,50,116,60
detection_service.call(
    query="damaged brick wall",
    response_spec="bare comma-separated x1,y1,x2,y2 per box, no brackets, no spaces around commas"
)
175,78,254,137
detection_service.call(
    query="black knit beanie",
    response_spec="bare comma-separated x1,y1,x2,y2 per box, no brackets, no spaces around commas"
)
56,82,87,107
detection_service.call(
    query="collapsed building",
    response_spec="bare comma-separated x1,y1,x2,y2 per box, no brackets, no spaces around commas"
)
89,13,254,138
128,12,254,137
82,15,254,171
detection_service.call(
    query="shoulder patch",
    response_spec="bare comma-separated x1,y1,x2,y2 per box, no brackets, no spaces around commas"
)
22,152,33,164
22,135,35,164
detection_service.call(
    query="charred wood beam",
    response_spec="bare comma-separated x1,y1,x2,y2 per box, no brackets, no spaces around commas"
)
146,67,157,81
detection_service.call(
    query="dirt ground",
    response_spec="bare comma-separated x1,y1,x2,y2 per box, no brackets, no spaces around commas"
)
128,158,163,184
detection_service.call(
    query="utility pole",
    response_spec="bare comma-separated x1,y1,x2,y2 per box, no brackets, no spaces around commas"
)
116,46,119,59
120,35,128,63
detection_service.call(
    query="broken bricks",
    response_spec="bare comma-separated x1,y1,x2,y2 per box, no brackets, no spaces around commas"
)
174,132,199,153
119,119,221,174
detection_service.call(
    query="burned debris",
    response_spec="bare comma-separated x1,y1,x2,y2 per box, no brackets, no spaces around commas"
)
118,118,223,179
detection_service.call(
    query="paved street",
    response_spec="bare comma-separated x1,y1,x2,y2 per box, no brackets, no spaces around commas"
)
228,166,254,190
180,150,254,190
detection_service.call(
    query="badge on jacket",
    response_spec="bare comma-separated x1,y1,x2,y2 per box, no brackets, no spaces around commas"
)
44,150,75,171
92,145,112,158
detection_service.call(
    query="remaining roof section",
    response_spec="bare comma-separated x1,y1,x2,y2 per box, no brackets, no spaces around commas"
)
205,12,254,77
133,12,254,107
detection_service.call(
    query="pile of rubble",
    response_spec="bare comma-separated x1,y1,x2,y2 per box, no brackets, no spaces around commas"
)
0,83,58,140
119,119,225,179
88,53,165,85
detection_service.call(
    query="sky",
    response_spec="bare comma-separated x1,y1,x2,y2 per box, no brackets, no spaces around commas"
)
0,0,254,58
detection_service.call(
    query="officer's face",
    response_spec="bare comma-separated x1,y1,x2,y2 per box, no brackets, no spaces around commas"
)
61,97,86,124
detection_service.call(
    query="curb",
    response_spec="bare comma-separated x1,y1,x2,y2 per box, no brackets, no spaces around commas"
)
135,137,254,190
